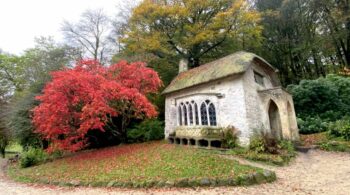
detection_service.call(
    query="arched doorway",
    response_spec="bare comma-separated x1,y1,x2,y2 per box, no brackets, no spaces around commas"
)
268,100,282,139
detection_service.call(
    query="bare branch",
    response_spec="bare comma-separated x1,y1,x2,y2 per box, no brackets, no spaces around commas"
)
61,9,112,63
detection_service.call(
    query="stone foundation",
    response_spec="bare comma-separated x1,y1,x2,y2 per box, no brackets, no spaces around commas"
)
168,136,223,148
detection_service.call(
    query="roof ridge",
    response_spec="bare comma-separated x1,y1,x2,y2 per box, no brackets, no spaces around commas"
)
162,51,275,94
179,51,253,74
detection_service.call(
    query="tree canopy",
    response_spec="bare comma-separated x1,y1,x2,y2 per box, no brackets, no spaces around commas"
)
1,37,80,149
121,0,262,68
255,0,350,85
62,9,112,64
32,60,162,152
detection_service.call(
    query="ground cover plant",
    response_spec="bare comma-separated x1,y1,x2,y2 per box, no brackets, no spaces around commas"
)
8,142,275,188
220,133,296,166
301,133,350,153
225,145,296,166
299,116,350,153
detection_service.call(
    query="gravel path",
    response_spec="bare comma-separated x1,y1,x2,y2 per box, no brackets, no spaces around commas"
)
1,149,350,195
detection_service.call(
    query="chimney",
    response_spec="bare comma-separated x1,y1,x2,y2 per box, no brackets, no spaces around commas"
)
179,58,188,74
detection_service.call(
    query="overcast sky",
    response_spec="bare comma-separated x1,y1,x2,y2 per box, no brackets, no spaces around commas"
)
0,0,127,55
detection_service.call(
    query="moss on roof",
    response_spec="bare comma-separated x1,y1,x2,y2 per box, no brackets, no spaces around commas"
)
162,51,276,94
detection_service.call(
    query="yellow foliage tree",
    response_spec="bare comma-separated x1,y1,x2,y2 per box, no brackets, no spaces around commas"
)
121,0,262,68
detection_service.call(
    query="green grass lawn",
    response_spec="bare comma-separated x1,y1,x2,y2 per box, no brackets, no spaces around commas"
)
8,142,274,187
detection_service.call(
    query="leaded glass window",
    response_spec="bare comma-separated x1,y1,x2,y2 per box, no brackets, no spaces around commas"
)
208,103,217,126
194,103,199,125
254,71,264,86
189,104,193,125
178,106,182,126
183,105,188,125
200,103,208,125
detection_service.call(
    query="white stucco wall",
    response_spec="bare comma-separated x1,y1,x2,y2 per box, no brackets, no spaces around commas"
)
242,63,277,134
164,61,299,146
164,75,252,145
242,62,299,141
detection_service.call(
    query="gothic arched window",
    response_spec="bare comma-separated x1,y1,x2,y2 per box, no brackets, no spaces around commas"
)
183,105,188,125
178,106,182,126
194,103,199,125
188,103,193,125
208,103,217,126
200,102,208,125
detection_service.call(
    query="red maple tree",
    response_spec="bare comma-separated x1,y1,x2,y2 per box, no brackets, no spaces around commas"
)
32,60,162,152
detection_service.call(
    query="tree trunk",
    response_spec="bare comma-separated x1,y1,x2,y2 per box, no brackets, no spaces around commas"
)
312,50,323,77
120,116,128,143
330,55,338,73
0,148,4,158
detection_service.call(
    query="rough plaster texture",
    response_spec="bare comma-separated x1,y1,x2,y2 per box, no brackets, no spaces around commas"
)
164,75,250,144
242,62,299,141
164,57,299,146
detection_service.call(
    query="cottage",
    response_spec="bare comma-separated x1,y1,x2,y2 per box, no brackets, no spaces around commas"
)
163,51,299,148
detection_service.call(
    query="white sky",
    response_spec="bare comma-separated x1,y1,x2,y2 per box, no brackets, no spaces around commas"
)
0,0,127,55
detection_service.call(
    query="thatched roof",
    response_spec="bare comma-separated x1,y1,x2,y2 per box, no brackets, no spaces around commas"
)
162,51,277,94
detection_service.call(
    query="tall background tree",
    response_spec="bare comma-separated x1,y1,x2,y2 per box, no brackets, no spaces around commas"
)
255,0,350,85
0,97,9,158
0,50,23,155
62,9,113,64
110,1,140,53
121,0,262,68
1,37,80,149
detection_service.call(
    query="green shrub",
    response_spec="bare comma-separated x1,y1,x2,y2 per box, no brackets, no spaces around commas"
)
287,77,344,118
278,140,295,153
249,136,266,153
319,110,343,122
277,140,296,162
221,126,238,149
49,150,63,160
249,131,295,156
287,75,350,135
327,74,350,111
127,119,164,143
297,116,329,134
320,141,350,152
20,147,48,168
249,131,280,154
328,117,350,141
228,143,295,166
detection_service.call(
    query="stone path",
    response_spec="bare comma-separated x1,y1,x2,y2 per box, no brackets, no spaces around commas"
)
1,149,350,195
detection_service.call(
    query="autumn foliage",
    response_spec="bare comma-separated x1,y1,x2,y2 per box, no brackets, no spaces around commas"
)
32,60,162,152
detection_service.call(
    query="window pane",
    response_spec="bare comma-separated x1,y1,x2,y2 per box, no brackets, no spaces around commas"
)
189,104,193,125
183,105,188,125
254,72,264,86
200,103,208,125
178,106,182,126
208,103,217,126
194,103,199,125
